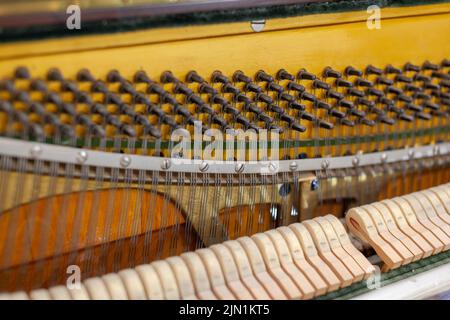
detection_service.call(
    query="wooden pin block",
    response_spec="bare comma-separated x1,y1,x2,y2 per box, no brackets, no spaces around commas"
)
392,197,444,254
289,223,341,292
314,217,365,282
421,190,450,225
346,207,403,270
118,268,147,300
209,244,254,300
150,261,180,300
276,226,328,296
381,199,434,259
102,273,129,300
362,205,414,265
67,284,90,300
324,215,375,279
222,240,271,300
180,252,217,300
83,277,111,300
236,237,287,300
196,248,235,300
410,192,450,236
250,233,303,299
303,220,354,287
371,202,423,262
265,229,315,299
135,264,165,300
404,194,450,249
166,256,198,300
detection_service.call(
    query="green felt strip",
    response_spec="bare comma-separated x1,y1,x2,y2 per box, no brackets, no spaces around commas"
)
316,250,450,300
5,125,448,150
0,0,448,43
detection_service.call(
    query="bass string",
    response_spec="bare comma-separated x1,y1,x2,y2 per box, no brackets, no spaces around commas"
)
112,137,135,272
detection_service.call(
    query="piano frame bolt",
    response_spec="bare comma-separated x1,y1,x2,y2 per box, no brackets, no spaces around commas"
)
268,162,278,173
235,162,245,173
199,161,209,172
433,145,440,155
380,153,388,163
321,159,330,169
30,145,42,158
251,20,265,32
161,159,171,170
76,150,88,163
289,161,298,171
408,149,415,159
120,155,131,168
352,156,360,167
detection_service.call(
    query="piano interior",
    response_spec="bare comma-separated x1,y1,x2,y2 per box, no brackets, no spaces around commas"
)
0,0,449,300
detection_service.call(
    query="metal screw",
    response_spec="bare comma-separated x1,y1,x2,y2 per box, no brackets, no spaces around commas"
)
235,162,245,173
311,179,320,191
30,145,42,158
321,159,330,169
268,162,278,173
408,149,414,159
434,145,440,155
161,159,171,170
76,150,88,163
199,162,209,172
352,156,360,166
380,153,387,163
289,161,298,171
251,20,265,32
120,155,131,167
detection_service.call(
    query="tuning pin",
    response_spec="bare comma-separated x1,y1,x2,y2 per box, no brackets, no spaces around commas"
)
335,78,353,88
355,78,373,87
233,70,252,83
277,69,295,81
376,77,394,86
441,59,450,67
290,121,306,133
106,70,125,83
30,79,48,92
340,118,355,127
404,62,420,72
143,124,162,139
160,71,179,84
134,70,152,83
255,70,274,83
297,69,316,81
77,69,95,82
384,65,402,74
0,101,13,114
47,68,64,81
14,66,30,79
395,74,413,83
312,80,330,90
186,71,205,83
422,61,439,71
323,67,341,78
317,119,334,130
360,118,376,126
211,71,230,84
345,66,363,77
365,65,383,75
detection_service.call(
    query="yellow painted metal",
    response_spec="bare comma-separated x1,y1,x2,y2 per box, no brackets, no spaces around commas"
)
0,10,449,81
0,3,449,62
